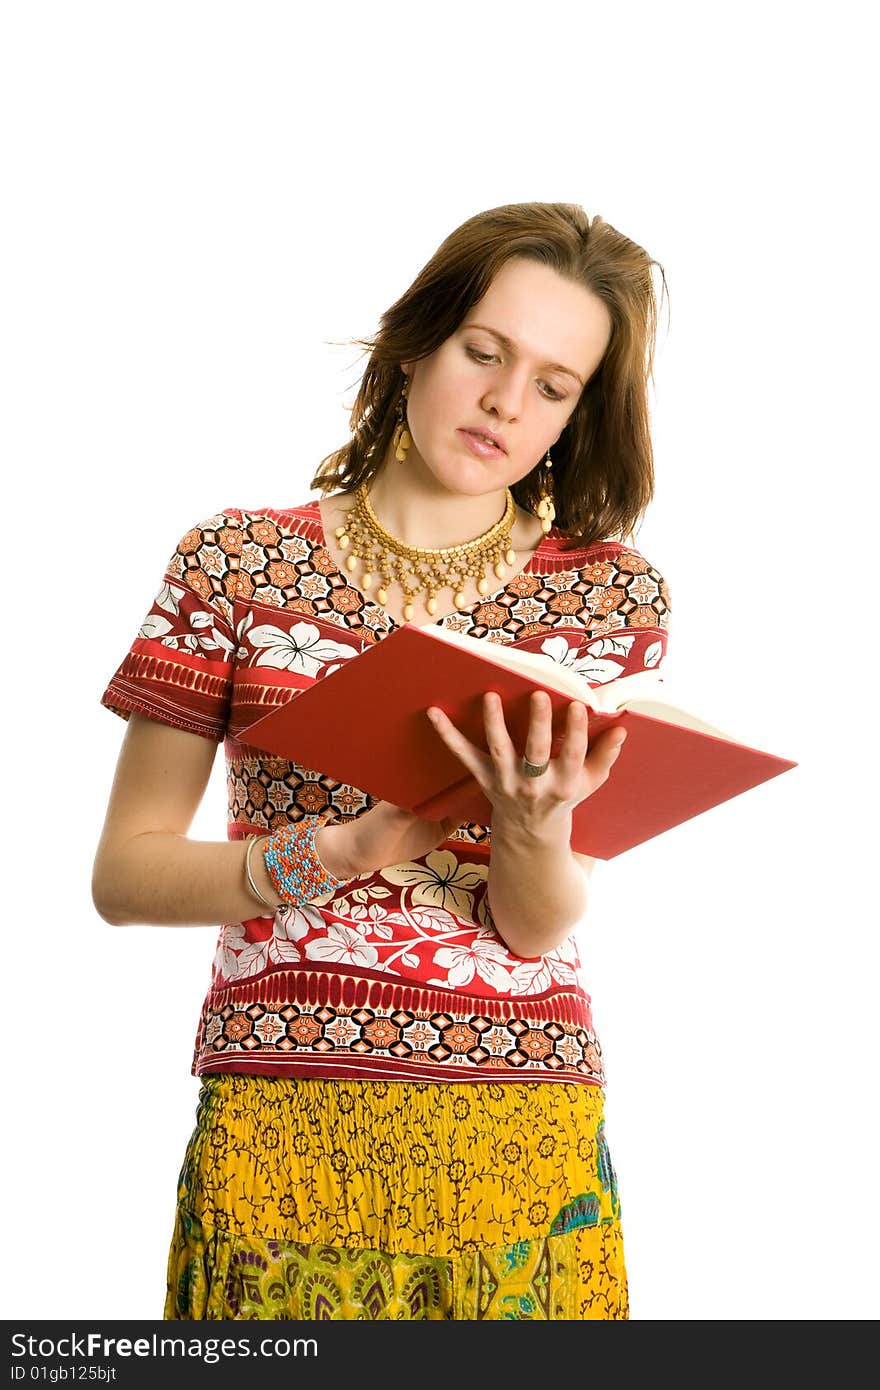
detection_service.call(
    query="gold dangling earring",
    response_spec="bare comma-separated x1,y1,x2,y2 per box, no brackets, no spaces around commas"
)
393,375,412,463
536,448,556,534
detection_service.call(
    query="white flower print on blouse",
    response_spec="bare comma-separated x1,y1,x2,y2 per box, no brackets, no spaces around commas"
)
427,932,516,990
539,632,636,685
378,851,486,918
138,581,236,659
304,851,582,996
305,924,380,968
245,620,360,676
509,951,579,994
539,631,664,685
212,902,323,983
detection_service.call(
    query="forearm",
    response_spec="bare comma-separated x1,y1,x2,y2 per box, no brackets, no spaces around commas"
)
92,821,362,928
486,812,589,958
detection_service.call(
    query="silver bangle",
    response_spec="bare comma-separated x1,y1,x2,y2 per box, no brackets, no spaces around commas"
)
244,834,280,911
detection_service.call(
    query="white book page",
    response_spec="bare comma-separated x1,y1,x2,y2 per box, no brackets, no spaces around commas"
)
594,670,738,739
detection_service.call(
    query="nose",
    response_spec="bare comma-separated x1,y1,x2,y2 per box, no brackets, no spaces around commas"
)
480,364,530,421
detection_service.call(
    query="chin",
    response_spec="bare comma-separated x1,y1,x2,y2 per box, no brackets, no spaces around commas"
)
448,478,506,500
432,458,513,498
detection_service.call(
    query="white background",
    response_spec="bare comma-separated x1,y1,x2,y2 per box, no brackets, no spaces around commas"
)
3,0,877,1322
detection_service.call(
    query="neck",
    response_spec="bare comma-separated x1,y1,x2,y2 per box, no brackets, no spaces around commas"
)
366,462,509,549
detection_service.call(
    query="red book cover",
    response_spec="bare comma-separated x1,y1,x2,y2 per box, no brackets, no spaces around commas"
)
240,622,798,859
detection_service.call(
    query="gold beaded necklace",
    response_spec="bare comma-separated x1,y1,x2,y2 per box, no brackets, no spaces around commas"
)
334,482,518,622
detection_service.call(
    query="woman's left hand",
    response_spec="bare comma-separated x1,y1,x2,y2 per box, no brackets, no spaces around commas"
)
426,690,627,839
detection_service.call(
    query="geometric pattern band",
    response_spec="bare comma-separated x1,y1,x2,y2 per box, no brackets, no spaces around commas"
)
196,994,604,1085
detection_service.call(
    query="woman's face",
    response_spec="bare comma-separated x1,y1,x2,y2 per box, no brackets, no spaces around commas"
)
401,256,613,497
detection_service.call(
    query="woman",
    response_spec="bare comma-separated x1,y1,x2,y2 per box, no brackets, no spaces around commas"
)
93,201,672,1321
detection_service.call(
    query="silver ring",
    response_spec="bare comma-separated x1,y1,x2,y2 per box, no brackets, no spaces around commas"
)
521,756,550,778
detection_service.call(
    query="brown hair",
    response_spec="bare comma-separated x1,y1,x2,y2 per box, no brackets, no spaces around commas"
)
310,201,669,549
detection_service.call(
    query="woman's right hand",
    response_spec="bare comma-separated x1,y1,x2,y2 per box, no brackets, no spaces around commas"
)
316,801,460,880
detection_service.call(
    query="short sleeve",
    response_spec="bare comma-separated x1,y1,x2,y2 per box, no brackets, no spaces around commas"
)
100,508,244,741
571,545,672,687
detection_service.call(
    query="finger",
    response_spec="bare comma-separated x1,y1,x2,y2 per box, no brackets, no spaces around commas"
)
585,725,627,784
426,706,493,782
522,689,554,768
553,700,592,781
482,690,517,767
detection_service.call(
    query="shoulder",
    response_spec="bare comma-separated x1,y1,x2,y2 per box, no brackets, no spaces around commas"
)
535,528,669,583
532,529,672,632
167,501,328,613
171,501,322,555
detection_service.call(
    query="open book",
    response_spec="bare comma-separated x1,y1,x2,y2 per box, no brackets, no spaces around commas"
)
241,621,798,859
423,622,737,738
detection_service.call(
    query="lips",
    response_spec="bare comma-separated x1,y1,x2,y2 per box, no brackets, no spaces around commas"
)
460,428,506,454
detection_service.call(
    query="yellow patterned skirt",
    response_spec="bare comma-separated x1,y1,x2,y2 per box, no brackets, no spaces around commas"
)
164,1074,628,1320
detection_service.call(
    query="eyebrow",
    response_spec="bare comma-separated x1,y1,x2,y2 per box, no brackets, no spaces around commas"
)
462,322,585,387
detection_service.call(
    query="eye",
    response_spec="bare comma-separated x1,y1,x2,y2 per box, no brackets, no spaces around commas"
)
465,346,566,402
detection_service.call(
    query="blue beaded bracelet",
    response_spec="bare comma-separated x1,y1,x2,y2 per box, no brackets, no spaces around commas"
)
262,813,352,906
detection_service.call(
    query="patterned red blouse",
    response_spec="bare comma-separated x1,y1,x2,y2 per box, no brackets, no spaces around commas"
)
101,501,671,1089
